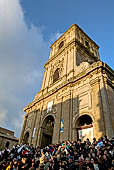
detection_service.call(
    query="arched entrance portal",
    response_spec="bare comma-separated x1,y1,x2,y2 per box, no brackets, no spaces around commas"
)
40,115,54,147
76,114,93,142
23,132,29,144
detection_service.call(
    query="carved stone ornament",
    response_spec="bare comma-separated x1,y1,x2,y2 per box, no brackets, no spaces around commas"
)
41,105,57,120
76,62,90,74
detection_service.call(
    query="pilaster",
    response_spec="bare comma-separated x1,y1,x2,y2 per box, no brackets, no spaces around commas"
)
90,78,105,139
99,75,113,138
19,114,28,143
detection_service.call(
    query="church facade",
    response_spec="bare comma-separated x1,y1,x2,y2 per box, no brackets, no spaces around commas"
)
20,24,114,147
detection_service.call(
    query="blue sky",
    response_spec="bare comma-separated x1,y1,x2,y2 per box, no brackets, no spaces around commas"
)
20,0,114,67
0,0,114,137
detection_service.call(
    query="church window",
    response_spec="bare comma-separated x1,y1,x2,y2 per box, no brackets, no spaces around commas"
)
53,68,59,83
59,41,64,49
85,40,89,47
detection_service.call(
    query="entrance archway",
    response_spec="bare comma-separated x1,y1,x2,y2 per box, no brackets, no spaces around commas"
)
23,132,29,144
40,115,54,147
76,114,93,142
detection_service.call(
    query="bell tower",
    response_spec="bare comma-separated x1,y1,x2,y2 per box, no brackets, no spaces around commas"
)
41,24,99,93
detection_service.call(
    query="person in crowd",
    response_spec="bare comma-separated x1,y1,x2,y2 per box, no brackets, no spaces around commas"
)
0,135,114,169
90,157,99,170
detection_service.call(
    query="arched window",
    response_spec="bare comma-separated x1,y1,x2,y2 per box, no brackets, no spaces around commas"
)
85,40,90,49
59,41,64,49
53,68,59,83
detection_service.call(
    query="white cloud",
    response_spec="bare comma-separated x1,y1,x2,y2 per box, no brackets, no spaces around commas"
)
10,110,25,136
49,32,63,45
0,105,8,126
0,0,49,137
0,0,62,137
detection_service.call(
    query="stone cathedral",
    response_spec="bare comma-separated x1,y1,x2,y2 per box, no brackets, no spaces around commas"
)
20,24,114,147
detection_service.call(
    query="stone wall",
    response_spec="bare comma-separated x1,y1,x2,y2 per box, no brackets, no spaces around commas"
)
0,127,18,150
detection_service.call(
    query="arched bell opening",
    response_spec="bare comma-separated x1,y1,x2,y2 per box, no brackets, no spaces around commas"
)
40,115,55,147
76,114,93,142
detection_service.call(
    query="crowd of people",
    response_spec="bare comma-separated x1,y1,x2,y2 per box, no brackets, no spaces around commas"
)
0,135,114,170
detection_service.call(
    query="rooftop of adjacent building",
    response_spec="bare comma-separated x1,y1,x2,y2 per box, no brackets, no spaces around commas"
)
0,127,18,141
